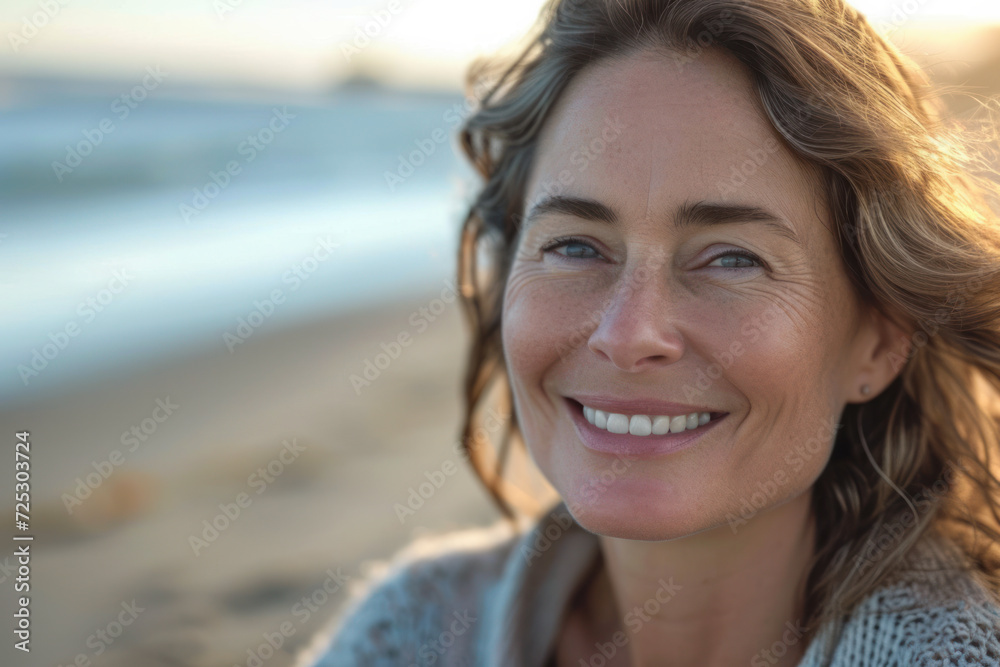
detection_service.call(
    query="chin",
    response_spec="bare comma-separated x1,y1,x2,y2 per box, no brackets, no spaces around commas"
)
562,486,721,542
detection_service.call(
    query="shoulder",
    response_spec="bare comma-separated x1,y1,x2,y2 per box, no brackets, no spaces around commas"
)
819,530,1000,666
293,518,522,667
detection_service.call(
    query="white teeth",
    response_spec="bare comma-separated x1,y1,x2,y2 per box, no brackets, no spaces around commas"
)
629,415,652,436
606,413,630,434
581,404,714,436
669,415,687,433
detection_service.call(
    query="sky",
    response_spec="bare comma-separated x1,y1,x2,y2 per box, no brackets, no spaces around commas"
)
0,0,998,91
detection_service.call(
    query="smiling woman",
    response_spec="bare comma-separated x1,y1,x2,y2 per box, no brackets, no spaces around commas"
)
295,1,1000,666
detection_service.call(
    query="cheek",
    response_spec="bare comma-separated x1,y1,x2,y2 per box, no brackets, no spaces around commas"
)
726,284,842,394
502,268,600,384
721,297,844,482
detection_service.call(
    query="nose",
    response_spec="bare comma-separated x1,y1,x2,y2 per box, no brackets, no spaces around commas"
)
586,263,685,372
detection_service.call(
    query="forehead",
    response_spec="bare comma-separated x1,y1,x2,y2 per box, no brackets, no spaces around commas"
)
526,47,825,238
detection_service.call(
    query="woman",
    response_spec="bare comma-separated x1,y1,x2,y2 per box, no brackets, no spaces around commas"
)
297,0,1000,664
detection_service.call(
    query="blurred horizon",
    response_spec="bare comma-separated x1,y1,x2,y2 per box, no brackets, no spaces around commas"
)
2,1,1000,95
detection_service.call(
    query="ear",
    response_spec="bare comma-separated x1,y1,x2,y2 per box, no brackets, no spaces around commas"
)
847,305,914,404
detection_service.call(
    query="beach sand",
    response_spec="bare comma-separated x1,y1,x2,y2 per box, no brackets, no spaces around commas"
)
1,290,503,667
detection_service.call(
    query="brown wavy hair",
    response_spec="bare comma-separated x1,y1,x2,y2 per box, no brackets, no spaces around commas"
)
454,0,1000,657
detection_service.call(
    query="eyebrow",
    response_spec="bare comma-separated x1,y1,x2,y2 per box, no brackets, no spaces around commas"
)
523,195,802,247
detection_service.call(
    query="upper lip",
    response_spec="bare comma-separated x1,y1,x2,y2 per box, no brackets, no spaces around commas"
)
567,395,724,417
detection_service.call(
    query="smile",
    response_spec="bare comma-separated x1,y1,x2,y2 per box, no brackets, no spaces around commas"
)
565,397,728,458
581,404,711,435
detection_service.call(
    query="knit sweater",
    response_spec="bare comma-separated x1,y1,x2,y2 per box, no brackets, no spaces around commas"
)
294,501,1000,666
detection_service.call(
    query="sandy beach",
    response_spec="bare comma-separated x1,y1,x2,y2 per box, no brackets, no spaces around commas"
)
0,289,504,667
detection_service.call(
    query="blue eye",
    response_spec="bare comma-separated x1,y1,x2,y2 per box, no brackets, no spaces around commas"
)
706,249,764,269
541,236,602,260
540,239,765,270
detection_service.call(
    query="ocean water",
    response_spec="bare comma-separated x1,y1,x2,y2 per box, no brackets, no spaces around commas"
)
1,79,480,405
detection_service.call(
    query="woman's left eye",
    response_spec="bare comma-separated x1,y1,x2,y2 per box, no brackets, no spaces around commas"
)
541,236,602,260
706,249,765,269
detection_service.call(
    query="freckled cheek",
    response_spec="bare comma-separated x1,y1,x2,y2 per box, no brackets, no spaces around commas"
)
726,316,836,433
732,325,806,385
502,275,600,382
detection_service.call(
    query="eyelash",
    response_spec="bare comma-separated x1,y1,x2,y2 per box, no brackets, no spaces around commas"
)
540,236,766,269
706,248,766,270
540,236,599,258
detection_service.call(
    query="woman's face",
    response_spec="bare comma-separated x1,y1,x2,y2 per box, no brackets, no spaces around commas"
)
502,48,877,540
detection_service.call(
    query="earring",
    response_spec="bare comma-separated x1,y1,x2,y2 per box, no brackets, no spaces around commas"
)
860,384,871,396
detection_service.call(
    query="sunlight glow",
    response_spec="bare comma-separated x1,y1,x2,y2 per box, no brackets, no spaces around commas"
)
0,0,998,91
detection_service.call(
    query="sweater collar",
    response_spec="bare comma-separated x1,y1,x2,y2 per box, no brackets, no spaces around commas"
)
479,500,601,667
476,503,988,667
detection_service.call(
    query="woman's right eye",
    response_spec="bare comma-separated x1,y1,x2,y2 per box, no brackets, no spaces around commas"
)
541,236,602,260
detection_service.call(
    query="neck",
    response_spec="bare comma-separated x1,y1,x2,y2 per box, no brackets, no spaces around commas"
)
585,490,817,667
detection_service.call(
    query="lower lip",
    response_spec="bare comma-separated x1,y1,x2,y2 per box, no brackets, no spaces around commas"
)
565,397,727,458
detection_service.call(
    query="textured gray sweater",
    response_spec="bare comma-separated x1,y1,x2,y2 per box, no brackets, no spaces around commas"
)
295,502,1000,666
